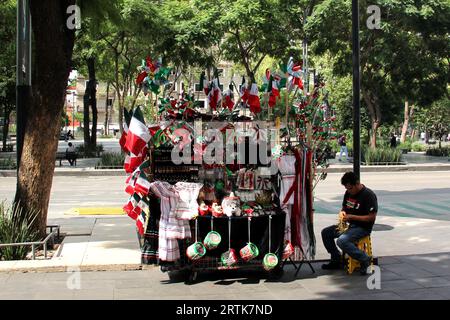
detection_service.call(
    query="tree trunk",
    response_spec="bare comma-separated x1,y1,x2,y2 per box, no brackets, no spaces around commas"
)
362,89,381,149
104,82,110,136
89,60,97,148
15,0,76,237
2,107,11,152
400,100,414,143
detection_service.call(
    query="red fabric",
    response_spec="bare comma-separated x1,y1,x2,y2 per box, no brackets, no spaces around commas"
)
248,94,261,114
119,132,128,153
283,149,303,247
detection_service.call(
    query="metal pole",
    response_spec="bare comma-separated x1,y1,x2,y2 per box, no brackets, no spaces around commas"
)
16,0,31,174
352,0,361,180
73,92,76,134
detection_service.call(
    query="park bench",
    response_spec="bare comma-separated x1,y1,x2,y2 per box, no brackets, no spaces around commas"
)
55,151,78,167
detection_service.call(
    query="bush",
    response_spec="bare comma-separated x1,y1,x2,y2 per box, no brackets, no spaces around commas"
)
97,152,125,168
364,147,402,165
411,142,426,152
399,141,412,151
0,202,40,261
426,147,450,157
75,143,104,157
0,157,17,169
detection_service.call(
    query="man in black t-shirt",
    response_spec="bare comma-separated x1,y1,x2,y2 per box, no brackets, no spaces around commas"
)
321,172,378,275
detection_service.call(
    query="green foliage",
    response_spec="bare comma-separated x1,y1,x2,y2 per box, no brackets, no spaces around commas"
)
411,141,426,152
426,147,450,157
364,147,403,165
306,0,450,146
75,143,104,157
0,201,40,261
97,152,125,168
0,157,16,169
399,141,412,151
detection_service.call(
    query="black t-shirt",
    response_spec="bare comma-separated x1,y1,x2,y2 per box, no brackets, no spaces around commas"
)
342,186,378,230
339,136,346,146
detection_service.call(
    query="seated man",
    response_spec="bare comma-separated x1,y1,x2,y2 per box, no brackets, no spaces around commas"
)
321,172,378,275
66,142,77,166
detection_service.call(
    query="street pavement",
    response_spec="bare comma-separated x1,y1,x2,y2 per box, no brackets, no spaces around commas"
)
1,158,450,299
1,171,449,221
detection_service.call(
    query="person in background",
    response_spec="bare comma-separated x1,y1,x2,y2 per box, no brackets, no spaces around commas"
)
390,134,397,148
338,133,348,162
66,142,76,166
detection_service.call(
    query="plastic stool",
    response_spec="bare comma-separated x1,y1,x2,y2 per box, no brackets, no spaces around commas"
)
346,235,373,274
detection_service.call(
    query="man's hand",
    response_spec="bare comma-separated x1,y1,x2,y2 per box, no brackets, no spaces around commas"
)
339,211,347,221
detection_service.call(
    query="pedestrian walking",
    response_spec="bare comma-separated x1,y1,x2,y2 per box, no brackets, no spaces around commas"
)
338,133,348,162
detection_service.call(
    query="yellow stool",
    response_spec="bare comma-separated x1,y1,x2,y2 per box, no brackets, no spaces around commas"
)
346,236,373,274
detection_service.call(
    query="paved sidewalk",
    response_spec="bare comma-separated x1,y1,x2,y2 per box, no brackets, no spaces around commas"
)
1,214,450,273
0,252,449,300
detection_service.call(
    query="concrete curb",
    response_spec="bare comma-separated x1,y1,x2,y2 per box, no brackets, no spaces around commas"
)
0,169,126,177
0,263,145,274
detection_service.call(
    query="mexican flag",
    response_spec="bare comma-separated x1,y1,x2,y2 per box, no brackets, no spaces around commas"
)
240,76,249,103
248,83,261,114
268,76,280,108
123,193,141,220
208,78,222,111
125,172,138,195
124,154,132,174
125,107,151,156
119,108,132,153
129,146,148,173
136,211,146,236
200,72,209,95
134,172,151,196
138,196,150,212
223,85,235,111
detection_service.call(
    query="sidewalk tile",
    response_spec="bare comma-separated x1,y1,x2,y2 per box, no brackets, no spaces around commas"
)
411,277,450,288
393,288,447,300
380,279,424,291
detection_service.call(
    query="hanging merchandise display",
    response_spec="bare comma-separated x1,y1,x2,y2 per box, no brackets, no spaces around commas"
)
120,56,337,282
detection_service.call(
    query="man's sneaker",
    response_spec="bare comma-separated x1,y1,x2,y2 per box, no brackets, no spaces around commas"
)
322,260,341,270
359,257,372,275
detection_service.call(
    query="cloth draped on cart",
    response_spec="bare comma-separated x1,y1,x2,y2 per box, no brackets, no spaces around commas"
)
278,149,316,260
144,181,202,263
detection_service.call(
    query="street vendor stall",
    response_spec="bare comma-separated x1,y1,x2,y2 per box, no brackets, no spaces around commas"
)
120,57,337,283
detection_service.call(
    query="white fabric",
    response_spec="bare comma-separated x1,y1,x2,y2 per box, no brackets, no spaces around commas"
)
174,182,203,220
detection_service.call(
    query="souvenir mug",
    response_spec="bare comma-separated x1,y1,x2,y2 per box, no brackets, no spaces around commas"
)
221,249,238,267
263,253,279,271
239,242,259,262
186,242,206,260
203,231,222,250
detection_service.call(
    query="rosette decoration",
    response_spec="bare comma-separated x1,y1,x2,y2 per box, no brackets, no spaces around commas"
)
136,56,171,96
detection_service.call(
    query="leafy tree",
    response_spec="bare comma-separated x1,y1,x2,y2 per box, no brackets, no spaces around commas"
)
0,0,16,152
15,0,121,237
306,0,450,148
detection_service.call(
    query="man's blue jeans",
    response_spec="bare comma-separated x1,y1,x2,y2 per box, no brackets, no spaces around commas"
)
321,224,371,263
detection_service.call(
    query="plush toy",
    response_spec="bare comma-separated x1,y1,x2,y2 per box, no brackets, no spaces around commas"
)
222,193,241,217
211,202,224,218
198,202,210,216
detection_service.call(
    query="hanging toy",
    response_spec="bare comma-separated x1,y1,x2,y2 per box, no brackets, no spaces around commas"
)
239,217,260,262
221,217,238,268
186,219,206,260
211,202,224,218
263,215,279,271
198,202,210,216
204,216,222,250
